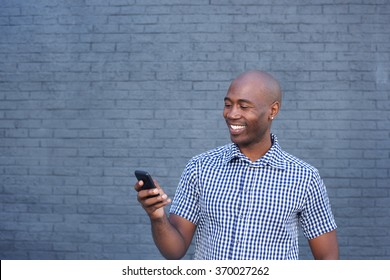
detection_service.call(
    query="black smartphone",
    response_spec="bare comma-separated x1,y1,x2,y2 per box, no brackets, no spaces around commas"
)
134,170,157,190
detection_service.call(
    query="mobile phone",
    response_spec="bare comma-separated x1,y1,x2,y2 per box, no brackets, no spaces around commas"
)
134,170,157,190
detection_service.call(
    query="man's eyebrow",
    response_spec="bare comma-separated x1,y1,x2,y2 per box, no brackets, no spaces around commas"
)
224,97,254,104
237,99,253,104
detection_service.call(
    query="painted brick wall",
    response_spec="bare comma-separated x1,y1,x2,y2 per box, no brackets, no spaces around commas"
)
0,0,389,260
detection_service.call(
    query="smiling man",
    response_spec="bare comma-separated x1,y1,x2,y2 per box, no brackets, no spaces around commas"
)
134,70,339,260
223,70,282,162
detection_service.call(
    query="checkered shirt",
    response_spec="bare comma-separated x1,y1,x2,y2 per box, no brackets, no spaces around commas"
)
169,134,337,260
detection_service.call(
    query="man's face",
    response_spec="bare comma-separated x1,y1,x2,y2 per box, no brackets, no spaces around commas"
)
223,79,273,149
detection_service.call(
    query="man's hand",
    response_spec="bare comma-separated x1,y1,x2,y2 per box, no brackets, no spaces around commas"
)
134,179,172,220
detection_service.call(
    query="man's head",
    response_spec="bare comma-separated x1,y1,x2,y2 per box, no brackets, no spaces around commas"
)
223,70,282,150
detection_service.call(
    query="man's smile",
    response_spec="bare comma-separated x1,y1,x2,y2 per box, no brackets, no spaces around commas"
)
229,124,246,134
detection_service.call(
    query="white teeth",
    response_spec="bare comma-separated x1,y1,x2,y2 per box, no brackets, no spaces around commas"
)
231,125,245,130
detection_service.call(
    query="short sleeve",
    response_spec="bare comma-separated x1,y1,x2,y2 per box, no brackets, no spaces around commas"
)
300,171,337,239
169,159,200,225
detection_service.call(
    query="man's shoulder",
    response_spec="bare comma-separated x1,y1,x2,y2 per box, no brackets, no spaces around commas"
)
190,143,232,163
280,149,319,175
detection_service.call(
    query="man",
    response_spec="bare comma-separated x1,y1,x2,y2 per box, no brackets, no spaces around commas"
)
135,70,339,260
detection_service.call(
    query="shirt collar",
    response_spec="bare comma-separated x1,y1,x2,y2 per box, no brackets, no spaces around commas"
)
224,134,287,170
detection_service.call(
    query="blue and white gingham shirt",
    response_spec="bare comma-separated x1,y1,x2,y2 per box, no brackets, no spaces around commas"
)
170,134,337,260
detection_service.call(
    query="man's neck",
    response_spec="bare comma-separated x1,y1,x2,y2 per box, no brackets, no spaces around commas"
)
239,135,273,162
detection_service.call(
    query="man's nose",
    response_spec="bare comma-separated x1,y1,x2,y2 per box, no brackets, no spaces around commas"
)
226,106,241,119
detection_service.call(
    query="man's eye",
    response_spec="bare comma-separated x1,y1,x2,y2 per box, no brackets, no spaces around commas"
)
224,104,232,108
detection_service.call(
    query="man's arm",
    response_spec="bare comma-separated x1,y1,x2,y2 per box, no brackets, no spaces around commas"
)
151,214,196,259
135,180,196,259
308,229,339,260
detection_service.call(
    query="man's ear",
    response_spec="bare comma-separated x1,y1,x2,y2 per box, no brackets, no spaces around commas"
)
269,101,280,120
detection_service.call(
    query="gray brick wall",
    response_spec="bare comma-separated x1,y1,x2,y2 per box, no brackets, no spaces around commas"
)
1,0,389,260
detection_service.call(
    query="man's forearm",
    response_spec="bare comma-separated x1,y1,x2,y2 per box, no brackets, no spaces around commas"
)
150,215,188,260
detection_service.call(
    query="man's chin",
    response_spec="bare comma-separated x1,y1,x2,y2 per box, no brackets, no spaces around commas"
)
230,135,247,147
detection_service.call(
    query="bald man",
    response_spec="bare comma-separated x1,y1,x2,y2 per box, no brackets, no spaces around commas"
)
135,70,339,260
